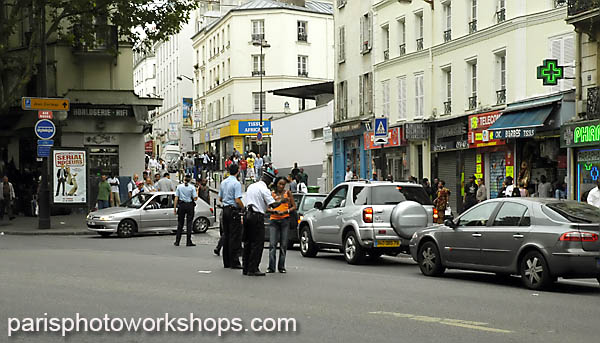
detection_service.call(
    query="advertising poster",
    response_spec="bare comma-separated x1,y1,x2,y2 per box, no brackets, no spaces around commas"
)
53,150,87,204
182,98,193,128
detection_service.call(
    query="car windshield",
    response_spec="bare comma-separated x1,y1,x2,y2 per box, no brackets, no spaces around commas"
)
544,202,600,224
120,193,153,209
301,195,326,211
371,185,433,205
165,153,179,162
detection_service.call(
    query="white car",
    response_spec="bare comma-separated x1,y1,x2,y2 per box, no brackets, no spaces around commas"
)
87,192,214,237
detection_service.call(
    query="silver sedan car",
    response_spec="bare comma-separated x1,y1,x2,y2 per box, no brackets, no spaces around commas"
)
87,192,215,238
409,198,600,290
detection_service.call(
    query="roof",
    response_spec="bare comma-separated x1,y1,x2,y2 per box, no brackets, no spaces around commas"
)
270,81,333,100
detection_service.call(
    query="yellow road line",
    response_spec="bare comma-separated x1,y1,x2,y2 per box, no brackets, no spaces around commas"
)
369,311,513,334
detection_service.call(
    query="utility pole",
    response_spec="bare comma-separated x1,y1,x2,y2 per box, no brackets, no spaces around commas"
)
38,0,51,229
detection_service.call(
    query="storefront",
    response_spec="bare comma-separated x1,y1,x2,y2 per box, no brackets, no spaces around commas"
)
489,93,573,197
332,121,367,185
403,122,429,181
561,119,600,201
364,126,406,180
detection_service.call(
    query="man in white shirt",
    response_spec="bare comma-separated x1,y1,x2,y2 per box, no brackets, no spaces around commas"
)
127,174,139,198
156,172,176,192
148,154,159,175
587,180,600,208
108,175,121,206
242,169,284,276
345,166,353,181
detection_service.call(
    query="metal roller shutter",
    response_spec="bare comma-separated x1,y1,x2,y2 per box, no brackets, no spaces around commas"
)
437,152,458,216
463,149,477,186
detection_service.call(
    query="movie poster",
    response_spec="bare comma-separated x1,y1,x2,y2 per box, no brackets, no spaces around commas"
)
53,150,87,204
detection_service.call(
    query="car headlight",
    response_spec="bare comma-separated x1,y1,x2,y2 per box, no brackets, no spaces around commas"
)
86,214,93,220
411,232,418,240
99,216,114,221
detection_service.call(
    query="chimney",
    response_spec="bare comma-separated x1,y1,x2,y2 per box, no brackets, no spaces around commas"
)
279,0,306,7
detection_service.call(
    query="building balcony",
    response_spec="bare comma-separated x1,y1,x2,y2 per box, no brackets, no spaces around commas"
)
443,30,451,42
416,38,423,51
587,86,600,119
298,71,309,77
251,33,265,42
399,43,406,56
496,89,506,105
469,20,477,34
567,0,600,29
383,49,389,60
497,9,506,23
252,70,265,76
443,101,451,115
338,0,347,8
468,95,477,110
72,24,118,54
361,40,371,53
298,33,307,42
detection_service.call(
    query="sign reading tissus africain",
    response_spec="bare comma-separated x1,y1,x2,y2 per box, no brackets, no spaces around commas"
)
561,119,600,148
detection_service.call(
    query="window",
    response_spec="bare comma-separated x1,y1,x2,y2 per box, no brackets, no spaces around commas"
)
253,92,266,112
324,186,348,209
469,0,477,33
353,187,369,206
543,202,600,223
360,12,372,53
495,52,506,105
468,60,477,110
227,24,230,46
359,72,373,115
252,20,264,41
227,94,232,115
337,81,348,120
497,0,506,23
371,185,433,205
415,72,424,118
493,202,529,227
311,128,324,140
227,58,230,79
416,12,424,51
382,25,390,60
252,54,265,76
443,67,451,114
397,76,407,120
458,202,498,227
216,99,221,119
550,34,575,92
338,26,346,62
398,19,406,55
444,3,451,42
298,21,307,42
298,55,308,76
382,79,390,116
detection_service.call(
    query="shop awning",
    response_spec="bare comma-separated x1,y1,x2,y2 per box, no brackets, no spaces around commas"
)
488,105,554,139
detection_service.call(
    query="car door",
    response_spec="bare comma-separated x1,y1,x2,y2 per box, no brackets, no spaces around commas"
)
140,194,173,230
480,202,531,268
313,185,348,243
442,202,499,265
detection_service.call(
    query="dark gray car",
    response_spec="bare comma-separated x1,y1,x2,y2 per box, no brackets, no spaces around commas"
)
409,198,600,290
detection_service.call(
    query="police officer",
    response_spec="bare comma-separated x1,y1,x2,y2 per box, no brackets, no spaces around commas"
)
242,169,285,276
218,164,245,269
173,174,198,247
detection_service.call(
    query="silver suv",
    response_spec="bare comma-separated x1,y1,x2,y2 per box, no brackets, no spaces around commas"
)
298,181,434,264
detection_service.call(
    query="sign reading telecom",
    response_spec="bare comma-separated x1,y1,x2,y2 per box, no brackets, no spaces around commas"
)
236,120,271,135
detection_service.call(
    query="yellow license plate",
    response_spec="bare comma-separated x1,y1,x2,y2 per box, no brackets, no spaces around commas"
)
375,240,400,248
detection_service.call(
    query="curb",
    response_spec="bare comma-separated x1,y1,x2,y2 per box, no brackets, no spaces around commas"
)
1,230,95,236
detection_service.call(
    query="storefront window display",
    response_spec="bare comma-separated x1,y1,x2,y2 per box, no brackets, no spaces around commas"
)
577,149,600,202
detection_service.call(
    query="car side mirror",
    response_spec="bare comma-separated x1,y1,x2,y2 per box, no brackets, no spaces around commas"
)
444,218,456,228
314,201,323,210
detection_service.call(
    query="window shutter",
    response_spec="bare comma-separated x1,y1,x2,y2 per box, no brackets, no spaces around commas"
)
360,16,364,51
368,73,373,113
399,77,406,120
563,35,575,90
368,13,373,49
359,75,364,115
550,38,562,93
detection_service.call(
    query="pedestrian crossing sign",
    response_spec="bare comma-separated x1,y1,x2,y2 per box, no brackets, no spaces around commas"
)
373,117,388,145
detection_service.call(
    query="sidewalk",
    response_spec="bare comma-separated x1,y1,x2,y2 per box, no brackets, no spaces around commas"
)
0,213,93,236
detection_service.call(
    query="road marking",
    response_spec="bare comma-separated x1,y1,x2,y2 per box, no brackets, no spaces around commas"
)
369,311,513,334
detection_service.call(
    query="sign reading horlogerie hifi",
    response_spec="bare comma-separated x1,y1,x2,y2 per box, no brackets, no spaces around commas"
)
468,111,506,148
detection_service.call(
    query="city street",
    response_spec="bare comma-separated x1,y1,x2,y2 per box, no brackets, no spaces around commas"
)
1,233,599,343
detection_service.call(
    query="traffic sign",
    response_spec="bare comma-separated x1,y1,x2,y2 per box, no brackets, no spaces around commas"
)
257,130,263,141
34,119,56,140
38,139,54,146
38,110,53,119
374,117,389,145
37,145,51,158
22,97,69,111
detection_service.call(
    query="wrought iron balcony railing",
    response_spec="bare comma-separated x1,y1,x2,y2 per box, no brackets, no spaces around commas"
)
399,43,406,56
416,38,423,51
496,89,506,105
383,49,389,60
298,33,307,42
568,0,600,16
443,101,451,115
469,20,477,34
497,9,506,23
251,70,265,76
587,86,600,119
443,29,451,42
251,33,265,42
468,95,477,110
73,25,118,53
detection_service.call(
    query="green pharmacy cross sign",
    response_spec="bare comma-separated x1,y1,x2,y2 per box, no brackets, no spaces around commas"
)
537,59,564,86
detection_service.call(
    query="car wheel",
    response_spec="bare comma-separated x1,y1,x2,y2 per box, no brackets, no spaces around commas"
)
98,232,112,238
520,250,552,290
117,219,135,238
344,231,365,265
193,217,210,233
417,241,445,276
299,226,318,257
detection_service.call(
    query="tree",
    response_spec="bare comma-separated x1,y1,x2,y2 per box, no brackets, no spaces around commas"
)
0,0,198,114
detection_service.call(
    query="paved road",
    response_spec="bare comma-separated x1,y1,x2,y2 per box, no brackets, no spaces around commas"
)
0,234,599,343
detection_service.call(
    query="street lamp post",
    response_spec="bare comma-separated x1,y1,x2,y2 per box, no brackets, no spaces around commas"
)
252,39,270,154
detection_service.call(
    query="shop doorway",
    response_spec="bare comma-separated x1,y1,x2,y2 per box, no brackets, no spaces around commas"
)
88,146,119,207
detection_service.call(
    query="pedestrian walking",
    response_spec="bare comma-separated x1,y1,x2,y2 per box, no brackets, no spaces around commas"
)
0,176,16,220
462,175,478,213
299,168,308,185
198,178,210,204
108,174,121,207
127,174,139,198
242,169,283,276
148,154,159,175
239,157,248,181
97,175,111,209
177,156,185,183
288,174,297,193
156,172,176,192
476,178,487,202
246,154,255,180
267,177,296,274
173,174,197,247
255,154,263,179
345,166,353,181
291,163,300,179
587,180,600,208
184,153,195,175
537,175,552,198
296,175,308,193
218,164,245,269
433,180,450,224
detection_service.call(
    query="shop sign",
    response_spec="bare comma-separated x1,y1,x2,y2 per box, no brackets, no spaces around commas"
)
323,126,333,143
468,111,505,148
168,123,178,141
431,140,469,152
364,127,401,150
577,149,600,163
144,140,153,153
435,122,466,139
490,128,536,139
237,120,272,135
404,123,429,140
561,119,600,148
71,107,132,117
84,134,119,145
53,149,87,204
333,122,362,134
